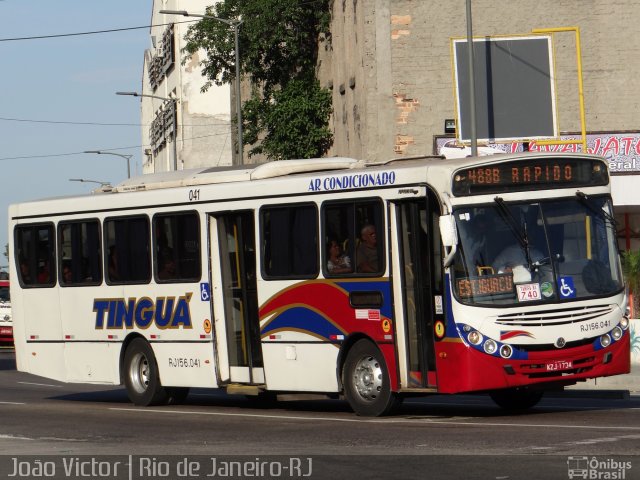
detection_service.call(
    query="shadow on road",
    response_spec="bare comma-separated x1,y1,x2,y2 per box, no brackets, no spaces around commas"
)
0,349,16,370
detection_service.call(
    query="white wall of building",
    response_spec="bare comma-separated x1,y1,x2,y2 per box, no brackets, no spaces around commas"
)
141,0,232,174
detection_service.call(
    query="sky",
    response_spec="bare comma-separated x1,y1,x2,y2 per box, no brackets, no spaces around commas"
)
0,0,154,268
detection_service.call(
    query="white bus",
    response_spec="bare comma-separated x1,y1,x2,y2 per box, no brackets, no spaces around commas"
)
8,153,630,415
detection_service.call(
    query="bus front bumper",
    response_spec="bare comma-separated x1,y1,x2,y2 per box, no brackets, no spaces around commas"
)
435,332,630,394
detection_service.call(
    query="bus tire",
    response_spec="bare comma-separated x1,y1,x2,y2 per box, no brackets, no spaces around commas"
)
342,339,400,416
123,338,169,406
489,388,543,411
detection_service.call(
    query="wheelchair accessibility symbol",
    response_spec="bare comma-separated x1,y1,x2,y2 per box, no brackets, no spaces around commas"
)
200,282,211,301
557,277,576,299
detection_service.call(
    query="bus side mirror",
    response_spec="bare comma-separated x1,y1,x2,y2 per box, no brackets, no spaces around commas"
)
439,215,458,248
440,215,458,268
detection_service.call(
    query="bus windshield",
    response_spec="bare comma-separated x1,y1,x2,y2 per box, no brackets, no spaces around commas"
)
451,195,623,306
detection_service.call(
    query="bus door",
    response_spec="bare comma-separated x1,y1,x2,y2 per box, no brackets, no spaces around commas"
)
209,211,264,385
389,192,443,389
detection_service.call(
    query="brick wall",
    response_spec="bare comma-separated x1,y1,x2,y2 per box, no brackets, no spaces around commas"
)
319,0,640,162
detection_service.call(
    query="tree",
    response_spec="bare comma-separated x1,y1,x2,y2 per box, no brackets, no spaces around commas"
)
182,0,333,160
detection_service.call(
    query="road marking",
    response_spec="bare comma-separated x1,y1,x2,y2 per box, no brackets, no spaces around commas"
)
525,434,640,452
0,434,33,441
110,407,640,430
111,407,378,423
0,401,25,405
17,381,61,388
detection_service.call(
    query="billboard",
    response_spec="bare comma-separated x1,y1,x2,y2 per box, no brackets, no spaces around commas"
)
452,35,558,143
435,132,640,174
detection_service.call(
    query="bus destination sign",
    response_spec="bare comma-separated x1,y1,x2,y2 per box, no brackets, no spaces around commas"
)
452,158,608,196
456,273,514,298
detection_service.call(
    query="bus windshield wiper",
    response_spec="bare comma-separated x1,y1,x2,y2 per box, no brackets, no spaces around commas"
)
575,191,617,228
494,196,533,270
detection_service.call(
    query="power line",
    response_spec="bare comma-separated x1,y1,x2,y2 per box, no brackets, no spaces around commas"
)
0,116,232,127
0,116,140,127
0,132,232,162
0,20,197,42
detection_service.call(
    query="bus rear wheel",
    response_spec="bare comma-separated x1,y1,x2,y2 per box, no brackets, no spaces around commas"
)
342,339,400,416
124,338,169,406
489,388,543,411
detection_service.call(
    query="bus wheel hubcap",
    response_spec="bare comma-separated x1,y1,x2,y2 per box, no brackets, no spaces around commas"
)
353,356,382,401
130,352,150,393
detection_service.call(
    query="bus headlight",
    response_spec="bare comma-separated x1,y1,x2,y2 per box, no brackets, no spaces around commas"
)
611,326,623,341
483,339,497,355
468,331,482,345
600,334,612,348
499,344,513,359
620,317,629,330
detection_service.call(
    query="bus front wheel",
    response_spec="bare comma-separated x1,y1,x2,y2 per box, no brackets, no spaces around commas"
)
342,339,400,416
124,338,169,406
489,388,543,411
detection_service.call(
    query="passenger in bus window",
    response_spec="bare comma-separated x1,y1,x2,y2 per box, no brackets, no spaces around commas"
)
62,262,73,284
327,239,352,274
356,225,379,273
158,251,177,280
37,260,50,284
19,259,32,284
108,246,119,281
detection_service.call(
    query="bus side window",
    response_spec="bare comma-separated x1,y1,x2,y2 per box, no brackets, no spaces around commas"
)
153,212,201,283
58,220,102,286
104,216,151,284
14,224,56,288
261,203,318,279
322,199,384,276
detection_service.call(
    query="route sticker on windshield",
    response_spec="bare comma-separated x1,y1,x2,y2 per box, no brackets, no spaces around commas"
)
516,283,541,302
540,282,554,298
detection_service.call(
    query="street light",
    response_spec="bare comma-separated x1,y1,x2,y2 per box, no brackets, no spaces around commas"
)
84,150,132,179
159,9,244,165
116,91,179,171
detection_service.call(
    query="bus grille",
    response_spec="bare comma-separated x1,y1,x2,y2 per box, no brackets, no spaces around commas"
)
495,304,615,327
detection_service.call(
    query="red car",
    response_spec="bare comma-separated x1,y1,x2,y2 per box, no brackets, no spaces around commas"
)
0,279,12,345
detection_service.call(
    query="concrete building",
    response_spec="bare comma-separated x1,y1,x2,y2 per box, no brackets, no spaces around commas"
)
140,0,639,252
317,0,640,251
140,0,233,173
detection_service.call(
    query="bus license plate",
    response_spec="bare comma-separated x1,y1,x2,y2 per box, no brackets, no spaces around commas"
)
545,360,572,371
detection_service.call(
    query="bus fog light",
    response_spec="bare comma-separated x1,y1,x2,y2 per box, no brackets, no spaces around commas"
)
620,317,629,330
611,326,623,341
468,331,482,345
483,339,497,355
499,344,513,359
600,334,611,348
463,324,471,332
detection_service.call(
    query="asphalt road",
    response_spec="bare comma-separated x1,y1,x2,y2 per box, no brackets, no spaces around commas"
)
0,348,639,479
